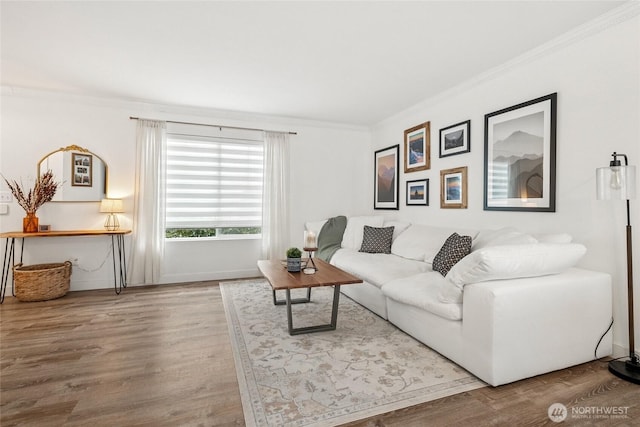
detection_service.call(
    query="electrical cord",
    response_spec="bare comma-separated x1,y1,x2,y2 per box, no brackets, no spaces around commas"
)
594,317,614,360
594,318,640,365
68,241,113,273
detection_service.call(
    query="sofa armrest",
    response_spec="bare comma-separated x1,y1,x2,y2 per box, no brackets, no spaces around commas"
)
460,267,612,386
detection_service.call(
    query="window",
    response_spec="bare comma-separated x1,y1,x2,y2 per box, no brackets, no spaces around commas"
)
165,129,263,239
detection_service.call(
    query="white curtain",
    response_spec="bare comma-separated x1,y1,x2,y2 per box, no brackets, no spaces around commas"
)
261,132,290,260
129,119,166,284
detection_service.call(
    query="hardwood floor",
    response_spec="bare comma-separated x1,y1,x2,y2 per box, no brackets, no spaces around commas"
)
1,282,244,426
1,282,638,426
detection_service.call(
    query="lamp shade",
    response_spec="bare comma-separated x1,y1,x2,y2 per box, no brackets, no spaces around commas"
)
99,198,124,213
596,165,636,200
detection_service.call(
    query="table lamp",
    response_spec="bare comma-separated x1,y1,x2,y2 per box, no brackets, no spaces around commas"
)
596,151,639,384
99,198,124,231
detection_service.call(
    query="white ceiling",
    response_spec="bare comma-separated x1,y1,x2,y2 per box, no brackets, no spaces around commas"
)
0,1,627,126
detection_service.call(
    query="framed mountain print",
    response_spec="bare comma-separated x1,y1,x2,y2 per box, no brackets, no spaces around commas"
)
374,144,399,210
484,93,556,212
439,120,470,158
404,121,430,173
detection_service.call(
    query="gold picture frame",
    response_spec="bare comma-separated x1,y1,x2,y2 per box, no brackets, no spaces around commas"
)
440,166,467,209
404,121,430,173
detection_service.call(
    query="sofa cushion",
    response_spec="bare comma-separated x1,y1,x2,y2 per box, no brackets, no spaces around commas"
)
439,243,587,303
383,220,411,241
532,233,573,244
471,227,537,251
432,233,472,277
391,224,477,263
331,248,429,289
341,216,385,250
360,226,394,254
382,272,462,320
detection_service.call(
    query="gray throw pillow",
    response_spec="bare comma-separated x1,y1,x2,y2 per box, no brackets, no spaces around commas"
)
433,232,472,277
359,226,394,254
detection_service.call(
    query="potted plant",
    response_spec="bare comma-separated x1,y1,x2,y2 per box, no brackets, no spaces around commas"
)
3,170,59,233
286,247,302,272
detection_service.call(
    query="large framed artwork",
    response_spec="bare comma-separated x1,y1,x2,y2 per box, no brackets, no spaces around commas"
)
484,93,556,212
72,153,93,187
374,144,399,210
439,120,470,158
406,179,428,206
440,166,467,209
403,121,430,173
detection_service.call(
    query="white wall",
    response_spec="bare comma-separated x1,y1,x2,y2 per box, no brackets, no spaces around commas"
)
0,90,371,288
371,15,639,355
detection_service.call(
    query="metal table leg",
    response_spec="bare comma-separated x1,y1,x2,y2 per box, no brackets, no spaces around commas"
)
273,287,311,305
111,234,128,295
1,238,15,303
1,238,23,304
286,285,341,335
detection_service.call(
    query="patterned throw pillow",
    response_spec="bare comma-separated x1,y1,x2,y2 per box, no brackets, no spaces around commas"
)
432,232,472,277
359,226,395,254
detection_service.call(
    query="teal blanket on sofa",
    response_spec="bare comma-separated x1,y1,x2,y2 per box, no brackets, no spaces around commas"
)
317,215,347,262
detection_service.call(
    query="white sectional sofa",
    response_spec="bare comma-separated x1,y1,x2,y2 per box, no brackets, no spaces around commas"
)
306,216,613,387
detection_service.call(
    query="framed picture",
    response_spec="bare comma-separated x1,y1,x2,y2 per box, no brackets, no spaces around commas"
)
72,153,93,187
374,144,399,210
484,93,556,212
439,120,470,158
404,121,430,173
406,179,429,206
440,166,467,209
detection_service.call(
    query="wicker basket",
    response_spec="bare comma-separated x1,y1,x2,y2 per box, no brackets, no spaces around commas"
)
13,261,72,302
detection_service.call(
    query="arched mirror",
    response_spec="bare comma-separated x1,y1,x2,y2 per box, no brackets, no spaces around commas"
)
37,145,108,202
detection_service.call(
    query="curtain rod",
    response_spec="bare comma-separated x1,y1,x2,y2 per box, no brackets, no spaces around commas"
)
129,116,297,135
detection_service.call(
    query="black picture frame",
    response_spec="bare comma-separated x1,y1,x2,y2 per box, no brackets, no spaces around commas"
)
374,144,399,210
439,120,470,158
406,179,429,206
484,93,557,212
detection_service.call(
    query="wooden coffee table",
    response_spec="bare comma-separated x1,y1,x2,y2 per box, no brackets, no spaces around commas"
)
257,258,362,335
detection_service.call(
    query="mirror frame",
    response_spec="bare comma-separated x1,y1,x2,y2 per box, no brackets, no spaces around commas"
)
37,144,109,202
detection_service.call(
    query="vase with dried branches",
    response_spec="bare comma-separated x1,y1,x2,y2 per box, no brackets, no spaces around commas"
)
3,170,59,233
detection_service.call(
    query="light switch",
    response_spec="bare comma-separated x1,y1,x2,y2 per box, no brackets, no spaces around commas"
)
0,204,8,214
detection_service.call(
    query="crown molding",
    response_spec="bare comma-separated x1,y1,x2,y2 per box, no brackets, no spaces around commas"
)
375,1,640,129
0,86,370,133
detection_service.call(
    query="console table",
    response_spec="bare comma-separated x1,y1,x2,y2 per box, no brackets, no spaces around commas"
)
0,229,131,303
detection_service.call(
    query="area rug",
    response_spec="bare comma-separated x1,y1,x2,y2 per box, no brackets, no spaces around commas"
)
220,279,485,427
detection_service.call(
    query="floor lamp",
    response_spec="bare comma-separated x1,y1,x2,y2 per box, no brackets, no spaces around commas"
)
596,152,639,384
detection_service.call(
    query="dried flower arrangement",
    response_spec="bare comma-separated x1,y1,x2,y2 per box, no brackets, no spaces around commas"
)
3,170,59,214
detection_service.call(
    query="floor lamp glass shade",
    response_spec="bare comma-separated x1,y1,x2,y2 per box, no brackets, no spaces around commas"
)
99,198,124,231
596,165,636,200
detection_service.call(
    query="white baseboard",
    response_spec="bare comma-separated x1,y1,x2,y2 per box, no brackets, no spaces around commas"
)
158,268,260,285
61,269,260,292
611,344,639,358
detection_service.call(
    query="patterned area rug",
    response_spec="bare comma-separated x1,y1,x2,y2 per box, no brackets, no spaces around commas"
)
220,279,485,427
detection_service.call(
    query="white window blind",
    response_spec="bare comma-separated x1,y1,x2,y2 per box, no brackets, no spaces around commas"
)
165,132,264,229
